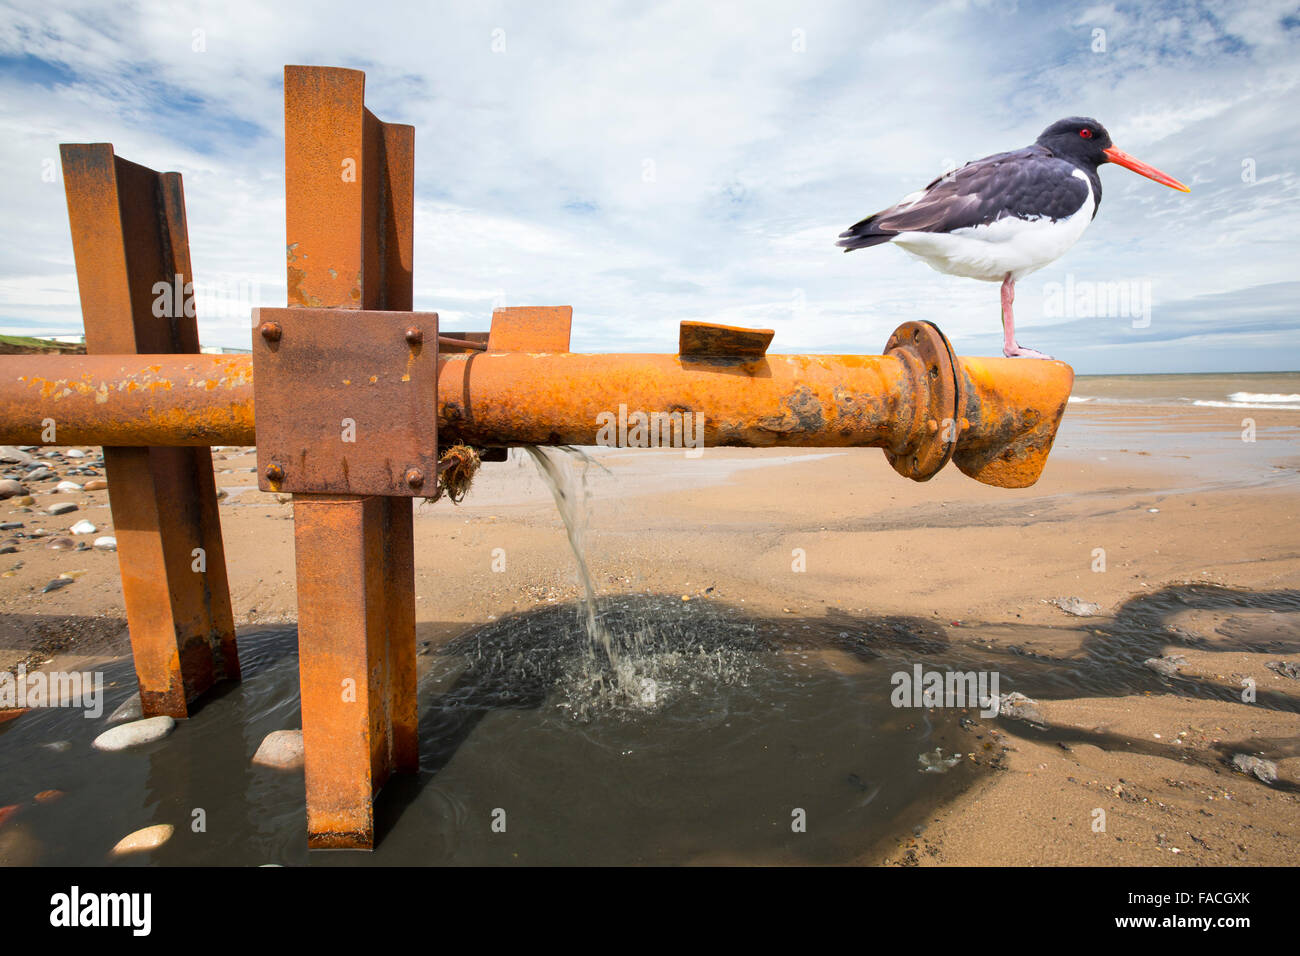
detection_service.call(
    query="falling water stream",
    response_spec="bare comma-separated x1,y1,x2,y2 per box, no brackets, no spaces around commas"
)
521,446,611,661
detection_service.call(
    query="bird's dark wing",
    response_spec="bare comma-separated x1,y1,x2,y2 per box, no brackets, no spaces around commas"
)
837,145,1091,251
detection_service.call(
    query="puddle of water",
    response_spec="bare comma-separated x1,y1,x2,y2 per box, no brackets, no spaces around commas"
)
0,597,978,866
1055,406,1300,491
2,583,1298,864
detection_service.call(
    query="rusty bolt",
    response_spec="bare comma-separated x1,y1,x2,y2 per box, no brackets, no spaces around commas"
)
260,321,282,343
405,468,425,489
265,463,285,482
404,327,424,346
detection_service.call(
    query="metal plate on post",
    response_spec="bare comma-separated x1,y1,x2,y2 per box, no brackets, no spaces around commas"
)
253,307,438,496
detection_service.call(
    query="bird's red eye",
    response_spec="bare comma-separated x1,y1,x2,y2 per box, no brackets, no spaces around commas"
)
1079,128,1093,139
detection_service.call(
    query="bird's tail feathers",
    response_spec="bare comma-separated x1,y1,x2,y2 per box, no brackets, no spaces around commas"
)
836,214,897,252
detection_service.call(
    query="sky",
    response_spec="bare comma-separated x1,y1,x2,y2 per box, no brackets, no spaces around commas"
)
1,0,1297,374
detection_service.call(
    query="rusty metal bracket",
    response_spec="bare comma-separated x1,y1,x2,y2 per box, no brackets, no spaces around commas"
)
679,320,774,360
253,307,439,496
882,320,966,481
487,306,573,352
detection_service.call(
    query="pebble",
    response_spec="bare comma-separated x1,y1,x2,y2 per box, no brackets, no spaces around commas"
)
0,804,20,828
0,447,32,465
110,824,174,857
0,540,16,555
55,481,82,493
68,520,96,535
83,479,107,491
0,479,26,499
24,467,53,481
12,496,32,506
1050,596,1102,617
0,522,22,529
252,729,305,770
93,536,117,551
1144,655,1187,678
107,694,142,724
33,789,64,804
41,578,73,593
46,502,77,516
1231,754,1278,784
65,449,85,458
918,748,963,773
45,537,75,551
997,691,1046,725
1266,661,1300,680
92,715,175,751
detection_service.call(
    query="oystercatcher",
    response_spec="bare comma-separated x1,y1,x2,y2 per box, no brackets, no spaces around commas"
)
837,118,1189,358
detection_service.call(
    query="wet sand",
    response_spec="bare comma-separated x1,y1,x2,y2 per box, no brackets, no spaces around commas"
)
1,400,1298,865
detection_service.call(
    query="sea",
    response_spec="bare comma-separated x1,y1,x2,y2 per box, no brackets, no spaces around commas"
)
1069,371,1300,410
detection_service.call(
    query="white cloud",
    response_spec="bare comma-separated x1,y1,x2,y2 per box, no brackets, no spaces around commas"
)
0,0,1296,372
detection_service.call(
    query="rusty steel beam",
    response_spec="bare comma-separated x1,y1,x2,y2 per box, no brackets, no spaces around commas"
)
284,65,418,851
0,344,1074,488
59,143,238,717
293,494,415,849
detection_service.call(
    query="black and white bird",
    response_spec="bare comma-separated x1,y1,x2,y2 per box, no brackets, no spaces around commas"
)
837,118,1189,359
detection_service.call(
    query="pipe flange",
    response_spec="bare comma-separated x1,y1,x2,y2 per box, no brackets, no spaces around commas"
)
882,320,965,482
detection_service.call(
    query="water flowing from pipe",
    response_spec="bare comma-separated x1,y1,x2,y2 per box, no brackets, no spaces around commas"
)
522,446,612,662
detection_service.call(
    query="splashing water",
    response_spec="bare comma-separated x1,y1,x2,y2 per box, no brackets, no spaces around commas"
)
443,594,769,721
519,447,762,718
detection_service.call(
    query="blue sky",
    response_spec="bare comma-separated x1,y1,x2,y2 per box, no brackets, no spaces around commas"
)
1,0,1297,373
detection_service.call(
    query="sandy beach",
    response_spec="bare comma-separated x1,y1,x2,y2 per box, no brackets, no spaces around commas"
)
1,391,1298,866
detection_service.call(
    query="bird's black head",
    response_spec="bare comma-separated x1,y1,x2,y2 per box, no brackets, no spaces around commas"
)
1036,117,1112,167
1036,116,1190,190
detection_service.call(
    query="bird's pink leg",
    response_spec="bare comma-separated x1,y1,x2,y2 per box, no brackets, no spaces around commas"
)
1000,275,1054,360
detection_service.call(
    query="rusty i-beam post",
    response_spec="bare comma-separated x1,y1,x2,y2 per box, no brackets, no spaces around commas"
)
280,66,419,849
59,144,238,717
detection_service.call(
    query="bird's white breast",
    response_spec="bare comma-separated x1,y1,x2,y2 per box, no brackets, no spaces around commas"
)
891,170,1095,282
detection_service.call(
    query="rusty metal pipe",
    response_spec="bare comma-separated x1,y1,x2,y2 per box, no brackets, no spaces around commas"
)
0,354,257,447
438,351,910,448
0,349,1073,487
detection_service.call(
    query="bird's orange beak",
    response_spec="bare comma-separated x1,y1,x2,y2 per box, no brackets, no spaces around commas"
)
1103,145,1190,192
